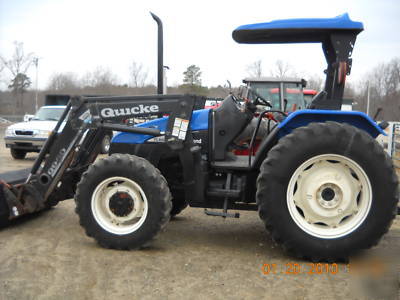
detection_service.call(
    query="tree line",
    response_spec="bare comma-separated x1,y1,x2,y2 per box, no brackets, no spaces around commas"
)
1,41,399,121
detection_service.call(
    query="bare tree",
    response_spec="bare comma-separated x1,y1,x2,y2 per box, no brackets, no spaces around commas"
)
0,42,34,77
0,41,35,108
270,59,294,78
81,66,119,88
129,61,148,87
246,60,263,78
0,63,5,89
306,74,324,91
47,72,79,91
355,57,400,120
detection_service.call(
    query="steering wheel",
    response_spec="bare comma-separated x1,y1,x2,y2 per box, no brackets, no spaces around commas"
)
248,89,272,108
230,94,244,109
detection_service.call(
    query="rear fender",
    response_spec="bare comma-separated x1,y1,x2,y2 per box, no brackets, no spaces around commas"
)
252,109,384,170
277,109,385,139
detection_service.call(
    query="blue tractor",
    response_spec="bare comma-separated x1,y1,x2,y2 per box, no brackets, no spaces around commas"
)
0,13,398,261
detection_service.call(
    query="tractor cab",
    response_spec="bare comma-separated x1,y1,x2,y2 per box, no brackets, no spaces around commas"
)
243,77,306,112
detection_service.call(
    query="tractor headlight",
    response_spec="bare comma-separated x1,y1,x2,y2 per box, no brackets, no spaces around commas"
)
36,129,51,138
5,128,14,137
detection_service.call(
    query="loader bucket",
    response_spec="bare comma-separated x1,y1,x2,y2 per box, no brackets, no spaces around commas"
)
0,168,34,223
0,168,31,185
0,181,16,223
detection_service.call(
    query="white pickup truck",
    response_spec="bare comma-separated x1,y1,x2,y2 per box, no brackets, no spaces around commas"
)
4,104,112,159
5,106,66,159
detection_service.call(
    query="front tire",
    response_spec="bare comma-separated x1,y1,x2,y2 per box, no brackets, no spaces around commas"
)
256,122,399,261
10,148,27,159
75,154,172,250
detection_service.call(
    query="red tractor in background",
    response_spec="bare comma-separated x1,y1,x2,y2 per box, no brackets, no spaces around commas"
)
304,89,318,107
234,77,307,155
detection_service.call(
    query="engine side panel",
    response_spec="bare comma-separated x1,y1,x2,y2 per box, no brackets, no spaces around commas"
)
111,108,210,145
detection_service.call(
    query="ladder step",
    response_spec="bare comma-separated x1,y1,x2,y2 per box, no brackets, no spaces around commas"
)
204,209,240,218
206,188,241,198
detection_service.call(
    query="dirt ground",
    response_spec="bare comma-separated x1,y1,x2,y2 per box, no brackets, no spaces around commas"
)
0,124,398,300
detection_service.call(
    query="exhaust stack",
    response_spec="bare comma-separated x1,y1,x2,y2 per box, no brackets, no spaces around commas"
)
150,12,164,95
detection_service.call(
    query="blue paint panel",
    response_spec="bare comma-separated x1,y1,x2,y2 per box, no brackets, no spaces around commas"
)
111,109,210,144
235,13,363,31
277,109,385,138
111,117,168,144
191,108,210,131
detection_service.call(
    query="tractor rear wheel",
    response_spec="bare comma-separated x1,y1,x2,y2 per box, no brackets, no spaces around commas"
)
256,122,399,261
75,154,172,250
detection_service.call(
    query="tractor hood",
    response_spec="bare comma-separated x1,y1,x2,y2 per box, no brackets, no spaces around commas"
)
232,13,363,44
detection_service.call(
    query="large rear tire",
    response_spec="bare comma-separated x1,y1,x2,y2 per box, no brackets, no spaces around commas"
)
75,154,172,250
256,122,399,261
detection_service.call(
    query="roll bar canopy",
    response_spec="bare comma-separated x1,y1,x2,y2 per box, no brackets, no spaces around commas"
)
233,13,364,109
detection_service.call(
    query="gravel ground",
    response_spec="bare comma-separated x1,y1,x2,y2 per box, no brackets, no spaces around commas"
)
0,124,398,300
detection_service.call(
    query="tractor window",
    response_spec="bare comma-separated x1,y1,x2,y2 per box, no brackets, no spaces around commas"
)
283,83,305,111
248,82,281,110
304,94,314,106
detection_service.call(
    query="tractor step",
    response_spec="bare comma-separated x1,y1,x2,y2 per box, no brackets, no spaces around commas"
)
204,172,240,218
206,188,241,198
204,209,240,218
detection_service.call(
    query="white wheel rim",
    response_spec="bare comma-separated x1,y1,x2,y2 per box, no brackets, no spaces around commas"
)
91,176,148,235
287,154,372,239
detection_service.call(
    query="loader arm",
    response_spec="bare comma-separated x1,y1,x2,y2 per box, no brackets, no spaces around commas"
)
0,94,205,220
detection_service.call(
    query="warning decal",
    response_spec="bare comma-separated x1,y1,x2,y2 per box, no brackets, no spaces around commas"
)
172,118,189,140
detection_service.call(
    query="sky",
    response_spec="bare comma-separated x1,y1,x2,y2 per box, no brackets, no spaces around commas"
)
0,0,399,90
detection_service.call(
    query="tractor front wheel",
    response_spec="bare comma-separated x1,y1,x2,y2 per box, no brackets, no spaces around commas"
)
256,122,399,261
75,154,172,250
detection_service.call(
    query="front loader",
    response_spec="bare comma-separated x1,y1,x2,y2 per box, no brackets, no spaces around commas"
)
1,13,398,261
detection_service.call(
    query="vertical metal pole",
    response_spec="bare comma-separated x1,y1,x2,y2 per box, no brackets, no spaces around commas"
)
150,12,163,95
387,122,394,157
33,57,39,112
279,82,284,111
163,66,169,94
